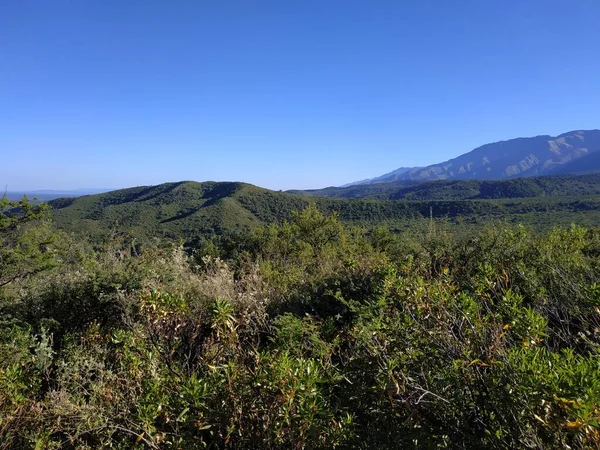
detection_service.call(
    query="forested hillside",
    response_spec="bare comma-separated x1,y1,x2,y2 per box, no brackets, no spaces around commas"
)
49,176,600,247
1,195,599,449
292,173,600,200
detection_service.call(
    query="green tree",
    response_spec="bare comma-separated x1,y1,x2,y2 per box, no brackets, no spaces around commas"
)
0,194,56,289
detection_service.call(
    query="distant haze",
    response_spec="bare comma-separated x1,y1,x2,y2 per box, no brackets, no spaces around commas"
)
5,189,109,202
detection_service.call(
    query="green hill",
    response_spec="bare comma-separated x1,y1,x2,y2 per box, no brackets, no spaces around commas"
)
49,180,423,242
50,177,600,245
50,181,271,242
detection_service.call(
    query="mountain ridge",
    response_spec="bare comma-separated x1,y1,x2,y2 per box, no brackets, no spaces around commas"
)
348,129,600,185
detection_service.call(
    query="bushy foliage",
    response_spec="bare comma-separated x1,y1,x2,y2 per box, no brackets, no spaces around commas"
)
1,202,599,448
0,195,56,290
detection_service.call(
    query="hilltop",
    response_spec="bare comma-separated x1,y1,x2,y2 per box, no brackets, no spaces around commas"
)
49,181,302,243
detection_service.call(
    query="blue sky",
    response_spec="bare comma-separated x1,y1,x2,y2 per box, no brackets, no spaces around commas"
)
2,0,599,191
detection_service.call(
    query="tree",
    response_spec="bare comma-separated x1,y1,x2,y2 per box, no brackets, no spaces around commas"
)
0,194,56,289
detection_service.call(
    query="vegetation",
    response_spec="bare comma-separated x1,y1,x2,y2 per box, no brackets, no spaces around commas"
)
49,175,600,248
290,173,600,200
2,194,600,449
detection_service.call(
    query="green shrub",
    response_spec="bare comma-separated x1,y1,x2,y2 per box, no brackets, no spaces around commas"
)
1,206,600,448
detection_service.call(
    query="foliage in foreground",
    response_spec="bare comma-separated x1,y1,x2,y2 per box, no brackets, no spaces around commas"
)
1,198,600,449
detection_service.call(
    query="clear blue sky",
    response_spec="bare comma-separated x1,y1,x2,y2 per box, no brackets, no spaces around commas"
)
2,0,599,191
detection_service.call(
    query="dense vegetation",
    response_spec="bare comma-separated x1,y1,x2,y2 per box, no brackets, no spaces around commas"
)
290,173,600,200
2,193,600,449
49,175,600,247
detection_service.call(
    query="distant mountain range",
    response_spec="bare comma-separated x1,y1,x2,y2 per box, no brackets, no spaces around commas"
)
349,129,600,185
342,167,416,186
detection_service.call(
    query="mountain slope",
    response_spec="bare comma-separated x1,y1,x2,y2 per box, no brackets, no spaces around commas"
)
548,150,600,176
342,167,417,186
353,129,600,184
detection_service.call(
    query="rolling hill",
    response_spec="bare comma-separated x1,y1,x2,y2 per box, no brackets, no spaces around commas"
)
49,180,428,243
49,176,600,245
